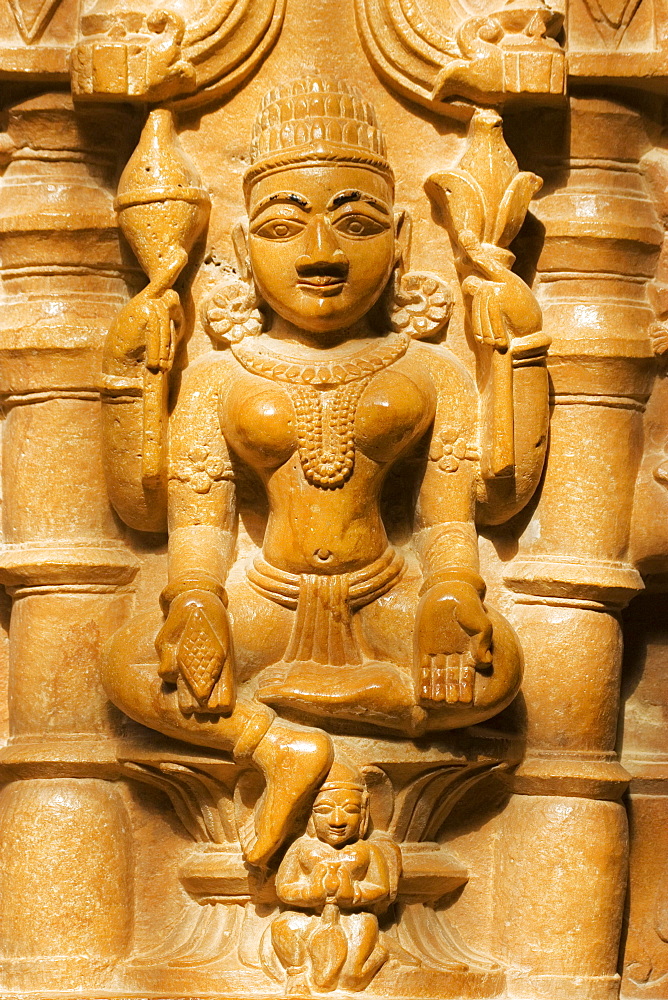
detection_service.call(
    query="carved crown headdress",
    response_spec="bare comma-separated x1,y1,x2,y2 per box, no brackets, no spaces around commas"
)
243,75,394,198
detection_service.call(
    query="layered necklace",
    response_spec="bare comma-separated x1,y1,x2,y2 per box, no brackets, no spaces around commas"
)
231,332,410,489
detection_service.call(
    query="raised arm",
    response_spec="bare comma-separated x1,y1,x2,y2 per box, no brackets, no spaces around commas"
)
154,353,240,716
412,346,494,709
458,241,549,525
426,108,549,527
100,108,209,533
100,291,182,533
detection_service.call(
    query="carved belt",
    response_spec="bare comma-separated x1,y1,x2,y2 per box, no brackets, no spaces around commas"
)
247,547,406,667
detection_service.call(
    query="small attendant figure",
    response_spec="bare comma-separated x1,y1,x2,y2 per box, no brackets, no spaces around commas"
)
269,762,399,994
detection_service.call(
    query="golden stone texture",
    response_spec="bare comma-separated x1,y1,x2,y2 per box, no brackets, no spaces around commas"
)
0,1,665,999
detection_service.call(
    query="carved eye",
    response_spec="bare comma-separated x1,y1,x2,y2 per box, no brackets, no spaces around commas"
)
333,214,387,238
252,218,305,240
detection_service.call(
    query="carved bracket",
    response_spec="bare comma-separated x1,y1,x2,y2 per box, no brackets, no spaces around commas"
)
121,754,504,975
121,755,503,893
355,0,565,117
71,0,285,108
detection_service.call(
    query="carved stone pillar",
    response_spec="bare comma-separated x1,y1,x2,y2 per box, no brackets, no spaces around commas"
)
497,95,660,1000
0,91,137,991
619,116,668,1000
619,592,668,995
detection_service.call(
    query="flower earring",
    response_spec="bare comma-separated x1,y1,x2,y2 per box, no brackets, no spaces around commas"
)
388,268,454,341
202,272,264,347
202,223,266,347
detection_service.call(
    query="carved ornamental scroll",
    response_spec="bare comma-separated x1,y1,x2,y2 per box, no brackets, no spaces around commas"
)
71,0,286,106
355,0,566,113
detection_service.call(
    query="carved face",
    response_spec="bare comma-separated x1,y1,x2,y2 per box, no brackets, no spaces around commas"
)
311,787,365,846
247,164,396,335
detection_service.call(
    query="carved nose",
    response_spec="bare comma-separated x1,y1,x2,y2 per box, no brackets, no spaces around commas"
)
296,217,348,277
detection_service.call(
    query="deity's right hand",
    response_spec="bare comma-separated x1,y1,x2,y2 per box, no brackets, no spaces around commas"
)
155,589,236,715
103,288,184,375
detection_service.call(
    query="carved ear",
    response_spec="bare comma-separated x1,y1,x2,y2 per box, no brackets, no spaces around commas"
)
232,221,251,282
359,790,371,839
362,765,394,833
394,209,412,271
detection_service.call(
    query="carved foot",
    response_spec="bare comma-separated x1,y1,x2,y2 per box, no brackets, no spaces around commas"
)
257,660,425,733
247,721,333,867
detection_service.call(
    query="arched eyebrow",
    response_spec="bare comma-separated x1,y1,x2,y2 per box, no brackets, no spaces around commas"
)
250,192,311,220
328,189,390,214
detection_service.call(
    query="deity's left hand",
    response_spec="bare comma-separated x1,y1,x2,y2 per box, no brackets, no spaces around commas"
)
458,229,542,348
414,580,493,706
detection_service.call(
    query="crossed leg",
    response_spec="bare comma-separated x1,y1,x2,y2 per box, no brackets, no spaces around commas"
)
102,610,332,866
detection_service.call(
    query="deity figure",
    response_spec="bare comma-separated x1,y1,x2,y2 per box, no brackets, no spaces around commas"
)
267,761,399,994
100,77,548,867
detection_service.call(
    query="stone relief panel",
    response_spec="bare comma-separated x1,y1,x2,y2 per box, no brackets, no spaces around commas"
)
90,67,547,996
0,0,666,996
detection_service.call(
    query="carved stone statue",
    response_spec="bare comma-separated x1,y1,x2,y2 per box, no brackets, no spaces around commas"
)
99,75,548,869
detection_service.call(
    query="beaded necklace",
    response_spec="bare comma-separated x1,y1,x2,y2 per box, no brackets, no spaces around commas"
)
231,332,410,489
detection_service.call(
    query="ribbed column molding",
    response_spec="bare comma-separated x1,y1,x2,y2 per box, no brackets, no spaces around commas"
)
491,94,661,1000
0,91,139,991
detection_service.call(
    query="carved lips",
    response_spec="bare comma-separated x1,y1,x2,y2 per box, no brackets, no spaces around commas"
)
297,275,347,296
296,263,349,297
